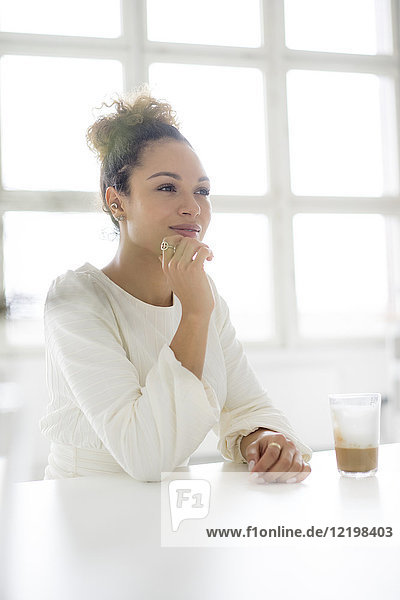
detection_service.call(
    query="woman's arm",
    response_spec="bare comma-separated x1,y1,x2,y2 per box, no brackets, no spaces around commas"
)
170,313,211,381
209,276,312,465
43,271,220,482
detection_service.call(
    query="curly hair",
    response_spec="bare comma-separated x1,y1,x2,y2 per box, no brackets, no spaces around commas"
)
86,83,192,234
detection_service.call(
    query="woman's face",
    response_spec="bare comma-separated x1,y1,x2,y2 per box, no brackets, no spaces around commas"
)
121,139,212,256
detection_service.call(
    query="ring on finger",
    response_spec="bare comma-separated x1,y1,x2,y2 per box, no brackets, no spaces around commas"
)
160,241,176,253
268,442,282,452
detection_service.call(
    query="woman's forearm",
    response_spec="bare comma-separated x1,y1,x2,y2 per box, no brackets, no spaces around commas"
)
170,312,211,381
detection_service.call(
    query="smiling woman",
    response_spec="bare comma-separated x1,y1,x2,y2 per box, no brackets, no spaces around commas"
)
39,84,312,483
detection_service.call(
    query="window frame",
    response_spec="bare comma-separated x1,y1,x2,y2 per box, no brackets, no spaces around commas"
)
0,0,399,351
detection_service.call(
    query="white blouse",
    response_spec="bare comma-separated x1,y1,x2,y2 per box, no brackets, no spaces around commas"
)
40,262,312,481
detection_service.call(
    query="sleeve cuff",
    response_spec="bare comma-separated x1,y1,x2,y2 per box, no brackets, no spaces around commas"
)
218,426,262,464
236,435,248,463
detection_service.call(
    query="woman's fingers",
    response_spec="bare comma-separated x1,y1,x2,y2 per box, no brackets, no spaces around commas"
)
292,462,311,483
161,234,213,266
252,433,288,473
176,244,213,266
191,246,214,267
270,450,304,483
160,234,182,266
259,444,298,483
250,433,311,484
257,460,311,484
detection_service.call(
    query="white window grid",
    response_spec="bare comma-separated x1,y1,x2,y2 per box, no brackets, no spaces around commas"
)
0,0,399,351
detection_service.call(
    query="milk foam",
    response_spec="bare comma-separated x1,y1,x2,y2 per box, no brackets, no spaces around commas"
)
330,404,380,447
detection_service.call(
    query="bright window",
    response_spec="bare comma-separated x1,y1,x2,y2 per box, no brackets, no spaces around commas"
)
3,212,119,321
204,213,273,340
0,0,121,37
149,63,268,196
0,55,123,191
147,0,262,47
284,0,392,55
287,70,394,197
293,214,388,337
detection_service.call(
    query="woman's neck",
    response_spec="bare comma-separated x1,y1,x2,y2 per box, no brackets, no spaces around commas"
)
101,244,173,307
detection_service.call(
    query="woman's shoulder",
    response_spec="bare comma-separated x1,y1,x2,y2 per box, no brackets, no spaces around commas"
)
45,263,110,308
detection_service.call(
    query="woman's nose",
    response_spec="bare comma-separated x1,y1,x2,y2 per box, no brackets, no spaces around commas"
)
180,194,201,216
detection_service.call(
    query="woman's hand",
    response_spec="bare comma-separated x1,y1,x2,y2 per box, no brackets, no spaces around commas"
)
159,234,215,318
244,429,311,484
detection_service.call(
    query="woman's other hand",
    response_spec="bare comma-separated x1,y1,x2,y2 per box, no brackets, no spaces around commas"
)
244,429,311,484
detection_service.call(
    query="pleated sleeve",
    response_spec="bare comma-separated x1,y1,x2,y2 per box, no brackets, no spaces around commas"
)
44,272,220,482
212,288,312,465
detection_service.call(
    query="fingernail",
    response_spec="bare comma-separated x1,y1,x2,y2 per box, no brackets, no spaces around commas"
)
248,460,255,471
256,476,266,484
249,472,259,481
286,477,297,484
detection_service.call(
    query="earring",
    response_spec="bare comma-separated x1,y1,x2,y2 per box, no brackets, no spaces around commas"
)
110,202,125,221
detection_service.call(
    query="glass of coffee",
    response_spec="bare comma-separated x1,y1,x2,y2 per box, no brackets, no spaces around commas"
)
329,393,381,478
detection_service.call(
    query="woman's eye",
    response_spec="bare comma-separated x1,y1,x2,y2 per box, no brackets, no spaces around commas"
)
158,184,176,192
157,184,210,196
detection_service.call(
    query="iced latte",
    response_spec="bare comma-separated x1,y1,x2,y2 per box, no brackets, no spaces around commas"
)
329,394,381,478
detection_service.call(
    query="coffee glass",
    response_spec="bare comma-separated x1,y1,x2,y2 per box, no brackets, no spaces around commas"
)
329,393,381,478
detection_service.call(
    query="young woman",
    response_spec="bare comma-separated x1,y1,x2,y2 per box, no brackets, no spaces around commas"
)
40,86,312,483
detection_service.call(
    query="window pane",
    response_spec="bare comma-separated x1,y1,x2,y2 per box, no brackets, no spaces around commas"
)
284,0,392,55
149,63,268,196
293,214,388,337
287,70,390,197
147,0,261,47
0,55,123,191
204,213,273,341
0,0,121,37
3,212,119,326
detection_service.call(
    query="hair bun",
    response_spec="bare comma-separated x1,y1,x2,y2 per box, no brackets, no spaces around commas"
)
86,83,180,163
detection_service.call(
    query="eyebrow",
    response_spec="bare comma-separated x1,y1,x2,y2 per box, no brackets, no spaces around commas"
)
146,171,210,183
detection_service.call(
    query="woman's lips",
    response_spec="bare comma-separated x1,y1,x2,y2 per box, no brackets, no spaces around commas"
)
169,227,199,238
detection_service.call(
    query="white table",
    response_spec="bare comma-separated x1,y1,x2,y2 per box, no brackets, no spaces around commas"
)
2,444,400,600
